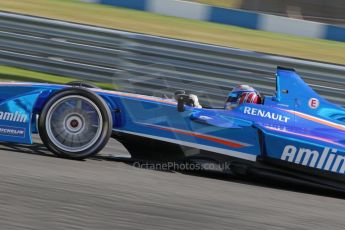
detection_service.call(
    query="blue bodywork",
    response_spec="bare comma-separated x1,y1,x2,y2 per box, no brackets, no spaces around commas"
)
0,68,344,182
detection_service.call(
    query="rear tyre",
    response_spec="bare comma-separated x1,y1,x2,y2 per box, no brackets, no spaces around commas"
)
39,88,112,160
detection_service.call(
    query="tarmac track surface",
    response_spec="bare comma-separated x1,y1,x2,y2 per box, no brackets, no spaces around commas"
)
0,137,345,230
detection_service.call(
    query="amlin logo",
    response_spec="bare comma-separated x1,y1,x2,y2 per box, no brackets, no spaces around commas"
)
281,145,345,174
0,111,27,123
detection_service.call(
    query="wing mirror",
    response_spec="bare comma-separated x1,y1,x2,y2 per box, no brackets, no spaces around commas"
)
176,94,199,112
177,94,189,112
175,90,187,112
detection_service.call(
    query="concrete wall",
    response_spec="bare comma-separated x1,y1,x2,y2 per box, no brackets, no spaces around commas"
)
86,0,345,42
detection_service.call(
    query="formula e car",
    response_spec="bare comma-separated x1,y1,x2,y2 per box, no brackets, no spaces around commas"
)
0,66,344,190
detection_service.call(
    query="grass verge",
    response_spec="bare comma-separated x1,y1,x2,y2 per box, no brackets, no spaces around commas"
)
188,0,241,8
0,66,117,90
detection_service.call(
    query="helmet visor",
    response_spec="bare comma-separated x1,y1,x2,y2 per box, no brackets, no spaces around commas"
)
226,92,240,103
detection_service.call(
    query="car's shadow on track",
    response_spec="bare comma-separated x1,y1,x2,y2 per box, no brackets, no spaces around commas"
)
184,170,345,199
2,141,345,199
0,142,55,158
92,155,345,199
0,141,89,162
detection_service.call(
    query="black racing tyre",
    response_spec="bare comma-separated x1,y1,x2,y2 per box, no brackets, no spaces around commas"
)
66,81,100,89
38,88,113,160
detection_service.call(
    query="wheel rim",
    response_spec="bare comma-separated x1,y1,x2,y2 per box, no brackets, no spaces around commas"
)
45,95,103,153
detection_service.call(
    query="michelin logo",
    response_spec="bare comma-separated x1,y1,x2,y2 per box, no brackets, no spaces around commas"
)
281,145,345,174
0,111,27,123
244,107,290,123
0,126,25,137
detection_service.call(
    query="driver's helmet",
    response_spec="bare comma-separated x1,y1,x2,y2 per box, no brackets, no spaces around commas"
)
224,85,261,110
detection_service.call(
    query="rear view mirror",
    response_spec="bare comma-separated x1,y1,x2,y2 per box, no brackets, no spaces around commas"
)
177,94,188,112
177,94,199,112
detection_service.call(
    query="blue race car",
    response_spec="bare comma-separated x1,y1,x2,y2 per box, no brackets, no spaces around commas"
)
0,66,344,189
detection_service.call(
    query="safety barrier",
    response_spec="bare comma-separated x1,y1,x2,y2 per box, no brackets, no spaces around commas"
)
0,12,344,107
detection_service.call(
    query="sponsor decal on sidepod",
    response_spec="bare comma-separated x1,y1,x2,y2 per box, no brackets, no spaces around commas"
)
281,145,345,174
0,111,27,123
243,107,290,123
0,111,27,138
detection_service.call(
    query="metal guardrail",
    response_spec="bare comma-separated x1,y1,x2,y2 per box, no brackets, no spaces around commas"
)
0,12,344,107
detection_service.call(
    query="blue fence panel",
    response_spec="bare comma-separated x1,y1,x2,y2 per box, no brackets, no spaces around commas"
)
209,7,259,29
325,25,345,42
100,0,147,11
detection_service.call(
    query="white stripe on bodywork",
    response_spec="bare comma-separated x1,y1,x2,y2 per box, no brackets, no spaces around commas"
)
113,129,257,161
284,109,345,132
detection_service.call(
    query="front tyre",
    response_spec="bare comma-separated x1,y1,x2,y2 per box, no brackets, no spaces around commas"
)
39,88,113,160
66,81,100,89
